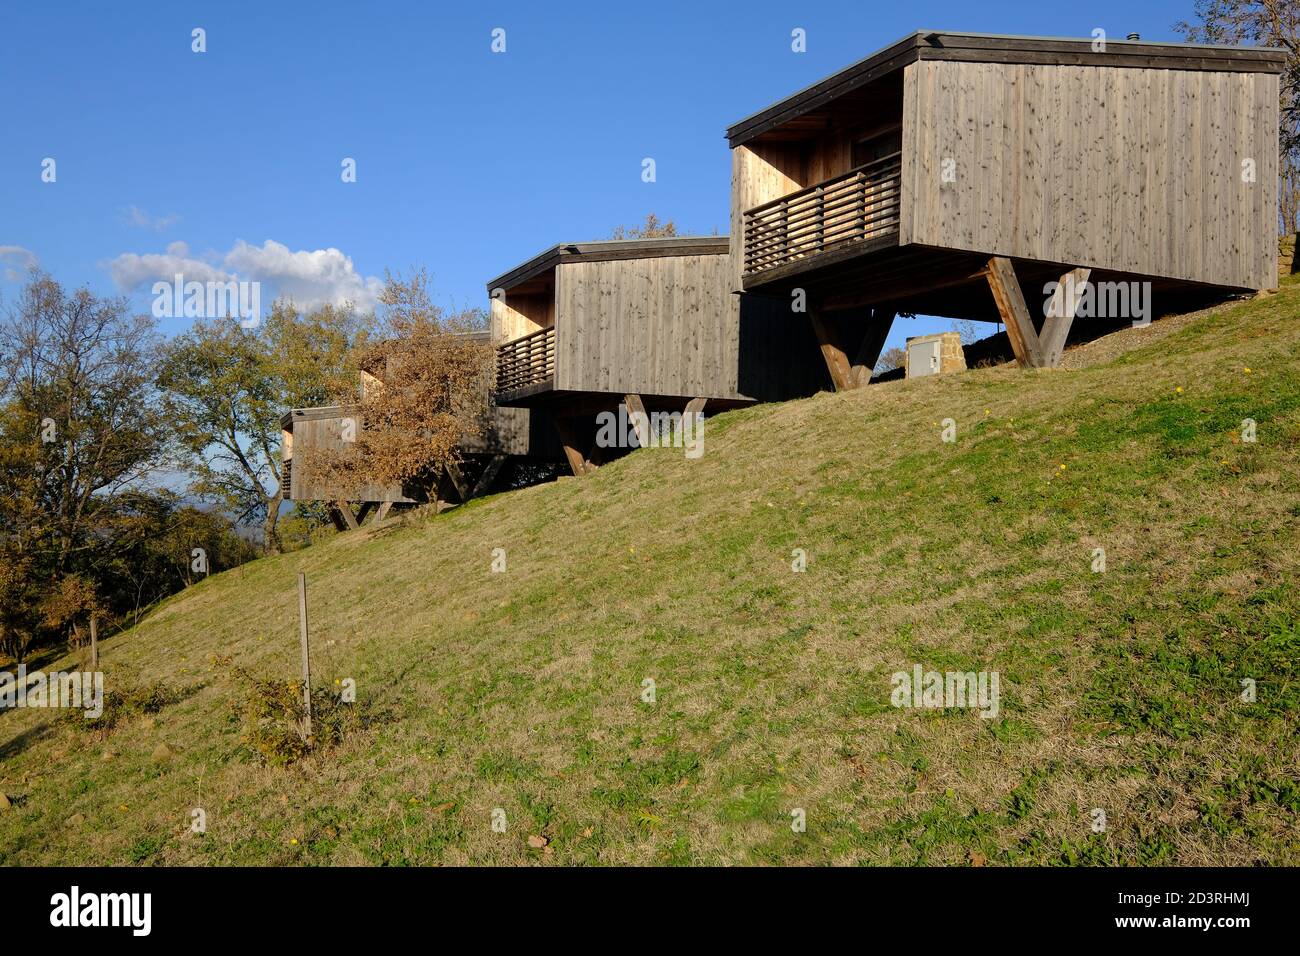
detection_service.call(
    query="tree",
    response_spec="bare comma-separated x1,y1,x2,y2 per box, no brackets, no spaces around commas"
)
0,272,167,572
0,272,168,660
95,490,259,626
39,574,100,651
306,270,493,494
1177,0,1300,232
875,347,907,374
610,213,678,239
951,319,982,345
157,301,368,552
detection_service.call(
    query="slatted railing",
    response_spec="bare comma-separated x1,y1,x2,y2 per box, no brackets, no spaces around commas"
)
495,325,555,394
743,152,902,277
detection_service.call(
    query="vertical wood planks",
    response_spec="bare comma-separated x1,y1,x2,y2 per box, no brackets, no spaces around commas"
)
904,60,1276,291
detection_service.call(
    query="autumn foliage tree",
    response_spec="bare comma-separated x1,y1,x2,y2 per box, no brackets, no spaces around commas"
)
610,213,678,239
157,301,369,551
307,270,493,496
0,272,179,660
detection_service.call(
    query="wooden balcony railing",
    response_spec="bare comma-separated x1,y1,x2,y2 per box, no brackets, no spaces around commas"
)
743,152,902,277
495,325,555,394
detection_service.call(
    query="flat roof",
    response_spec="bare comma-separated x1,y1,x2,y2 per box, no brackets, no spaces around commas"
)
281,404,354,429
726,30,1287,148
486,236,729,294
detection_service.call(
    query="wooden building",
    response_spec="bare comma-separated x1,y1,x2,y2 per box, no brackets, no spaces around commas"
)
281,331,562,529
488,237,828,474
727,31,1284,383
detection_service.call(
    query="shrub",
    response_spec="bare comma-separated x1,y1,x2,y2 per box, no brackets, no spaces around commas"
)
63,679,190,732
216,658,379,766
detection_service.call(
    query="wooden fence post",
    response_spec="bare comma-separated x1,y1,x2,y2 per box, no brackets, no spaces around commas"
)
89,616,98,669
297,572,313,743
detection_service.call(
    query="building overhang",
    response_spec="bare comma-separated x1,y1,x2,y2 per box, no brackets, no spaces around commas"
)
485,236,730,295
725,30,1287,148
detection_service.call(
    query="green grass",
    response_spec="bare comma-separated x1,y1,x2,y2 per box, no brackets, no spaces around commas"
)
1,285,1298,865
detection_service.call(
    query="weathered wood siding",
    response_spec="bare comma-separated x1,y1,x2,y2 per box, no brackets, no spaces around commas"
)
549,251,830,402
901,60,1279,290
729,143,805,293
287,411,415,503
555,254,733,398
287,404,557,502
460,404,558,457
490,291,554,344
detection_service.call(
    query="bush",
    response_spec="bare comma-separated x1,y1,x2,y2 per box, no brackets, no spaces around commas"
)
63,679,190,732
215,657,378,766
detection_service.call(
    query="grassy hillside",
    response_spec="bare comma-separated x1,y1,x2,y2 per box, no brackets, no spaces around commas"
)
2,285,1299,866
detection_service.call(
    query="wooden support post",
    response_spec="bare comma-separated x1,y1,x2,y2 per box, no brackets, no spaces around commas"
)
355,501,376,525
375,501,393,522
985,256,1046,368
810,311,854,391
851,309,895,387
470,455,507,499
297,572,313,744
433,467,456,511
332,500,360,531
813,309,894,390
622,394,652,448
1038,267,1091,367
326,504,348,532
683,397,707,419
552,417,590,477
444,461,471,502
89,615,98,669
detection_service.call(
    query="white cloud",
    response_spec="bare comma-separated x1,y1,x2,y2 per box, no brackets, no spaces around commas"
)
0,245,39,281
121,205,180,232
105,238,383,313
224,240,383,312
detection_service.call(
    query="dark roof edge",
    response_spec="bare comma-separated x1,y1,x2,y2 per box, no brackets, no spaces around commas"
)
281,404,357,428
726,32,925,148
485,236,730,294
726,30,1288,148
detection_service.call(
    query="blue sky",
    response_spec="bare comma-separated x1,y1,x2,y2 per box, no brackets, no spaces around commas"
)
1,0,1199,348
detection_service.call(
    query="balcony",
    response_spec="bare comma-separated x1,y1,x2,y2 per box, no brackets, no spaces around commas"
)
743,151,902,282
494,325,555,399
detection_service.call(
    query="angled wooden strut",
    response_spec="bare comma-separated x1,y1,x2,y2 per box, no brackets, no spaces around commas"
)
327,504,350,532
1038,267,1091,367
331,500,360,531
984,256,1044,368
444,460,471,501
852,310,895,387
985,257,1089,369
435,455,509,507
622,394,652,448
552,416,594,477
470,454,508,499
809,308,896,390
